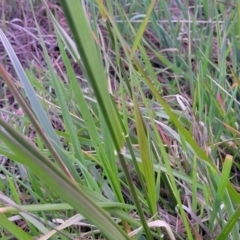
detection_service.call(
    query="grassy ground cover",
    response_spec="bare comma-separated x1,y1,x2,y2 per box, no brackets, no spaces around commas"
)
0,0,239,239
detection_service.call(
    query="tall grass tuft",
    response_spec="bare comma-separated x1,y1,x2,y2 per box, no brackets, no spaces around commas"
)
0,0,239,239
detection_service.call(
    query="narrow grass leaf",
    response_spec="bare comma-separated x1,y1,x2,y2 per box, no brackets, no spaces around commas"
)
133,94,156,214
0,29,64,153
0,213,32,240
130,0,156,59
0,32,76,181
215,207,240,240
32,14,97,187
132,57,215,167
209,155,233,229
0,119,130,240
58,0,124,152
53,21,124,202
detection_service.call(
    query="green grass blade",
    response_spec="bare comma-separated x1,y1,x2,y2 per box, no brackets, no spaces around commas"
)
130,0,156,59
58,0,124,152
0,30,77,181
209,155,233,229
133,87,156,214
0,119,130,240
216,206,240,240
0,29,63,151
0,213,32,240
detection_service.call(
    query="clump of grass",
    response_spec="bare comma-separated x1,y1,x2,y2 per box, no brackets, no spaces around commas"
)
0,0,239,239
